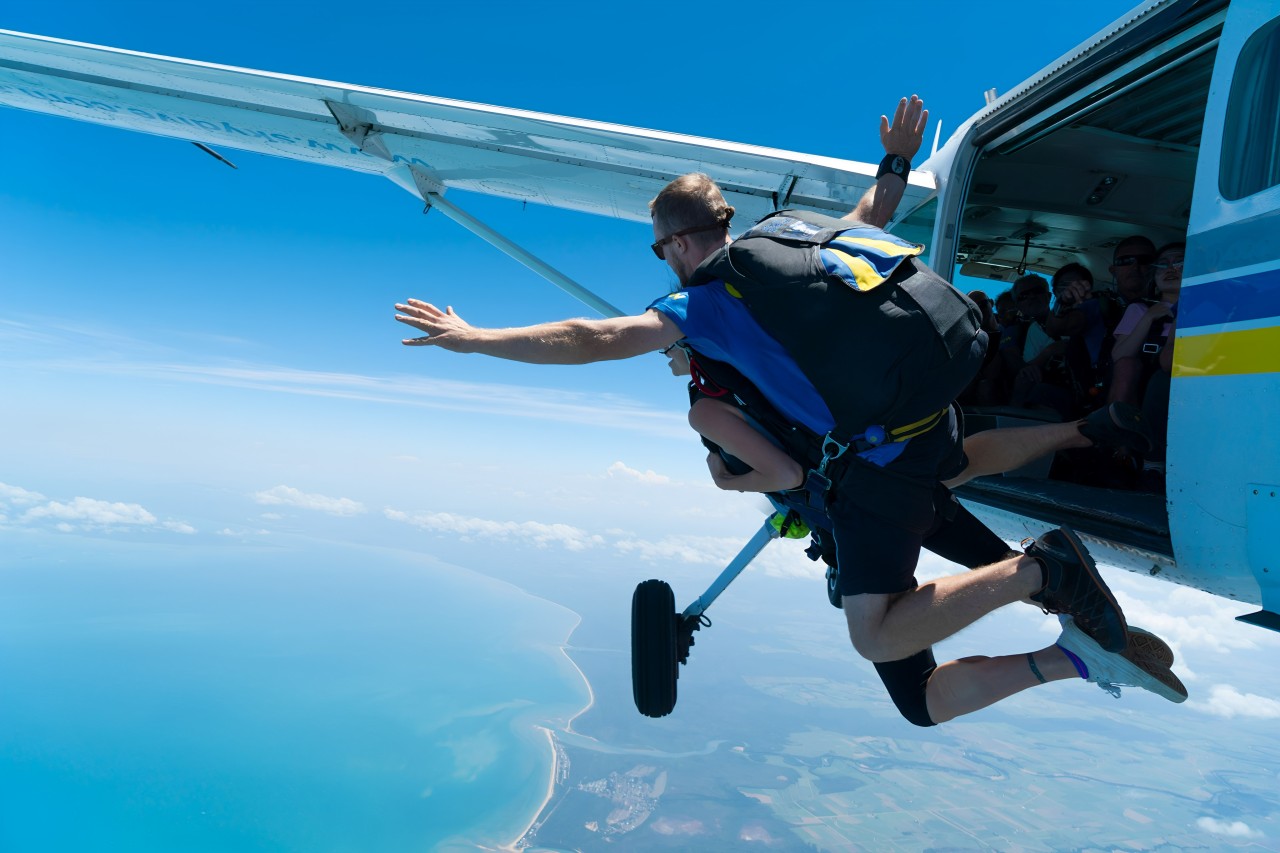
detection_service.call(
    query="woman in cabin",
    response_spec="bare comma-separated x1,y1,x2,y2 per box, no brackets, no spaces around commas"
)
1107,242,1184,489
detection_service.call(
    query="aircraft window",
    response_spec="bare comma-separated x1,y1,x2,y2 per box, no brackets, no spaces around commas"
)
1220,17,1280,200
888,196,937,266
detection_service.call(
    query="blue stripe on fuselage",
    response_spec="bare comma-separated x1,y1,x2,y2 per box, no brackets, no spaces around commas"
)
1180,265,1280,330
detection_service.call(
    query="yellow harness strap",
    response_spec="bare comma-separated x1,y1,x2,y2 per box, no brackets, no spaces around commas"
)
887,407,949,443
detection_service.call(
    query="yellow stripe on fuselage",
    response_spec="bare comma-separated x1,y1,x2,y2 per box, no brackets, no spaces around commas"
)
1174,326,1280,377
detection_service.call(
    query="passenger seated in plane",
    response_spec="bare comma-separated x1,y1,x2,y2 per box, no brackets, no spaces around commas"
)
996,274,1076,418
1107,235,1159,308
994,289,1017,328
1109,242,1182,406
957,290,1002,407
967,289,1020,405
1108,242,1183,490
1048,262,1120,409
661,343,1178,724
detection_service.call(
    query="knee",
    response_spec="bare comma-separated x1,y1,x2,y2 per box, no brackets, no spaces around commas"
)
843,592,906,663
846,625,900,664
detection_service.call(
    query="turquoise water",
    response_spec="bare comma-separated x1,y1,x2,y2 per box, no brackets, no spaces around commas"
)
0,542,589,851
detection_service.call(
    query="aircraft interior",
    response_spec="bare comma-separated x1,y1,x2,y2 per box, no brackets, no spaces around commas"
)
943,16,1221,561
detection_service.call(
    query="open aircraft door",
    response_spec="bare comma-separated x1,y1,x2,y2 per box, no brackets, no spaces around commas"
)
1175,0,1280,630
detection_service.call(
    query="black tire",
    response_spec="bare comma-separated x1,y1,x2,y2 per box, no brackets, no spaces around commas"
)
631,579,678,718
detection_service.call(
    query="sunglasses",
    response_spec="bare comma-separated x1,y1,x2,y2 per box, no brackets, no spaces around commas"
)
1112,254,1154,268
1152,260,1185,270
651,220,728,260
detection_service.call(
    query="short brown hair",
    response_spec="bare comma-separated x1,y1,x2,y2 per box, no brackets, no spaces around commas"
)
649,173,734,239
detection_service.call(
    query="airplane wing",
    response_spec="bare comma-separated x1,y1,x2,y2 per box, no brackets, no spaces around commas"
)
0,30,933,226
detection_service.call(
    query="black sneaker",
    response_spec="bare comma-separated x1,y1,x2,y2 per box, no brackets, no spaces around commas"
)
1079,402,1155,456
1026,527,1129,652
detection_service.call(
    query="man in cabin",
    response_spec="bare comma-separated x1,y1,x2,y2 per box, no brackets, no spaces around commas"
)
395,97,1172,725
1109,235,1159,307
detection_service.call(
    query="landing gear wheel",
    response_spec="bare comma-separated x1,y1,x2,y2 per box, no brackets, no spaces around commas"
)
631,579,679,718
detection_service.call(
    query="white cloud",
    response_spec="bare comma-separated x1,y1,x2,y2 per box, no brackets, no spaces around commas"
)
25,497,157,526
8,490,195,535
1106,573,1280,660
385,509,603,551
606,461,671,485
0,482,45,506
254,485,366,516
217,528,270,537
752,540,827,581
1191,684,1280,720
613,534,742,567
1197,817,1263,839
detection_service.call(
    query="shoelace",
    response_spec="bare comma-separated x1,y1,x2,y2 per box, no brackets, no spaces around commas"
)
1095,681,1123,699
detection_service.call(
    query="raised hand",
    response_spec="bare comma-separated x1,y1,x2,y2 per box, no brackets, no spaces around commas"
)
881,95,929,160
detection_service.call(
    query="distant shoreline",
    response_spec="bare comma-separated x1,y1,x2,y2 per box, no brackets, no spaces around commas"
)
501,609,593,852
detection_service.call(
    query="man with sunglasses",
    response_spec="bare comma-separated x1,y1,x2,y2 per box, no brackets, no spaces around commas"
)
1108,235,1158,306
396,96,1133,726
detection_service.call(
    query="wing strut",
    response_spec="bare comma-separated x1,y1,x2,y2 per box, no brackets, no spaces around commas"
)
407,167,625,319
681,518,778,619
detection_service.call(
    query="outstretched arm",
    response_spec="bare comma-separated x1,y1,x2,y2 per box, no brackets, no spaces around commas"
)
395,300,682,364
846,95,929,227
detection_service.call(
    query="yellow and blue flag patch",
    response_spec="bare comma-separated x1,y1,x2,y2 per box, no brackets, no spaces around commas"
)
820,226,924,292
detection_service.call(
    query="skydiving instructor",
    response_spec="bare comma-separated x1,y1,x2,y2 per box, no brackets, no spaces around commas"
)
394,97,1167,726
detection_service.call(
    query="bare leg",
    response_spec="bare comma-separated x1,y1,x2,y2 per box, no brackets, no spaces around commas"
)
945,421,1090,488
842,555,1043,662
926,646,1076,723
1108,356,1144,406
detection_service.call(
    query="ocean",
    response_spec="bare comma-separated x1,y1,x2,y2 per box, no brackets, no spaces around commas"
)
0,540,590,851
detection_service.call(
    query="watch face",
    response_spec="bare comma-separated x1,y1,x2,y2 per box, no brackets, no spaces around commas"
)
893,155,907,175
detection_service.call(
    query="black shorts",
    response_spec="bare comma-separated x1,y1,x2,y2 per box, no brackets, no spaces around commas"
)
866,501,1016,728
830,406,967,596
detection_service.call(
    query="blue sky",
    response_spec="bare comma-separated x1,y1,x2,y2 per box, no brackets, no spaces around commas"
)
4,0,1280,830
0,0,1148,507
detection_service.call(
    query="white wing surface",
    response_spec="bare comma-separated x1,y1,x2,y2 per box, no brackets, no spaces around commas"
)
0,30,933,225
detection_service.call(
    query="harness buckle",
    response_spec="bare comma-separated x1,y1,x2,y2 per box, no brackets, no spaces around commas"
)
817,434,850,475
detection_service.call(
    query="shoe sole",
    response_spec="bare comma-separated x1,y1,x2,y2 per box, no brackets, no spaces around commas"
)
1058,527,1129,653
1061,619,1188,704
1127,626,1174,667
1129,655,1188,703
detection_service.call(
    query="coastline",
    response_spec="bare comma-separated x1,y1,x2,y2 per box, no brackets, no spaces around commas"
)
500,609,594,852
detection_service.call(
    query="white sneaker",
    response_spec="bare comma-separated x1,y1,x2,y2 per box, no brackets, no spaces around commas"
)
1057,616,1187,703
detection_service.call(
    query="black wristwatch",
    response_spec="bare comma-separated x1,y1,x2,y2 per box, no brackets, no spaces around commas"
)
877,153,911,181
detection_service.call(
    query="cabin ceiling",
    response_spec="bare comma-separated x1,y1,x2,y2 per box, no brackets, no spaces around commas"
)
957,47,1216,283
